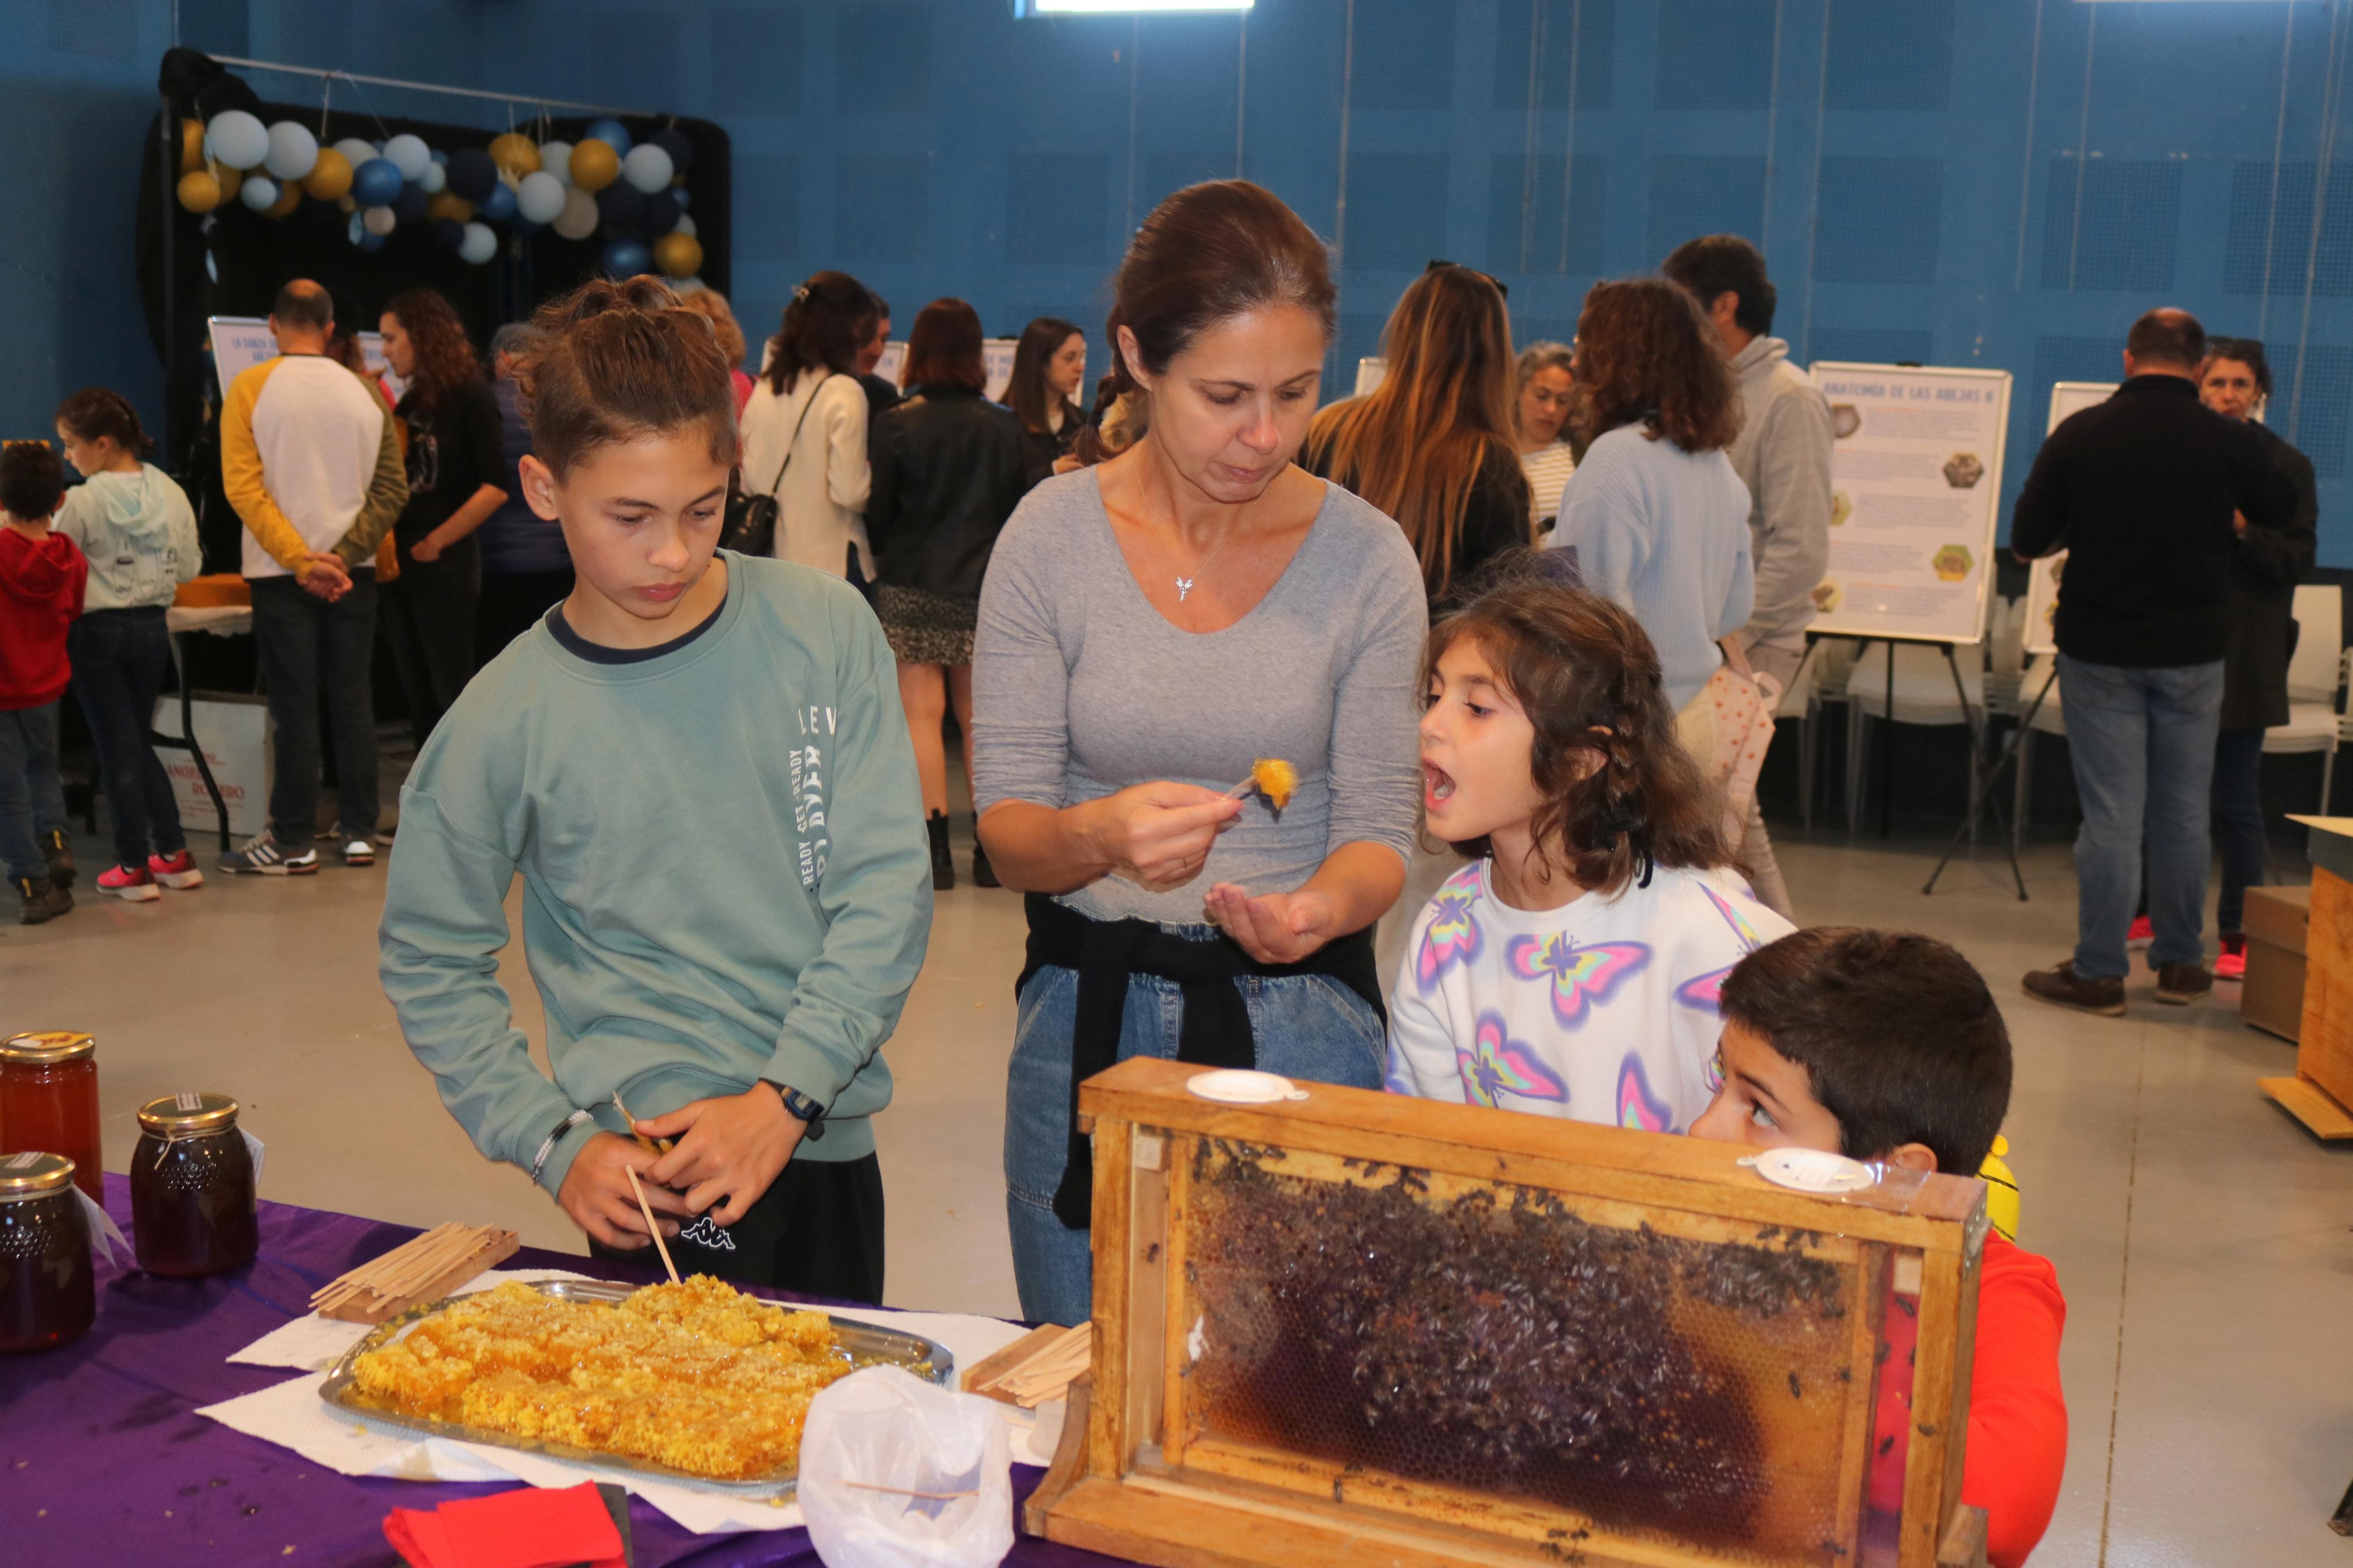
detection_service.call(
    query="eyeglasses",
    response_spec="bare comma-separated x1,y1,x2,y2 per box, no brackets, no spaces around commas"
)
1425,259,1507,300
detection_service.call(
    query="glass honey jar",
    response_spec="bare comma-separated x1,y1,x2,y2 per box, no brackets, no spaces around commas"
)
132,1093,257,1278
0,1150,95,1352
0,1032,104,1206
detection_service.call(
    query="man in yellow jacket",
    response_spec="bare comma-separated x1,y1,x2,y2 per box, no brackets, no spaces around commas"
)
219,279,407,874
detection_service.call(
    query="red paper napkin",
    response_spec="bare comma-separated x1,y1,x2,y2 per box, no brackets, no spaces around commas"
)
384,1482,626,1568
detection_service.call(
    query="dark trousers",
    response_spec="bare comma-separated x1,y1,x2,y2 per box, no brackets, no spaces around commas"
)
590,1151,886,1306
380,551,480,750
250,573,379,842
2214,727,2267,936
68,607,187,868
0,702,67,882
475,568,574,662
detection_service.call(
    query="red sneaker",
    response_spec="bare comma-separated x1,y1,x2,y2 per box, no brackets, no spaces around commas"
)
2125,915,2155,950
148,850,206,891
96,863,161,902
2214,934,2247,982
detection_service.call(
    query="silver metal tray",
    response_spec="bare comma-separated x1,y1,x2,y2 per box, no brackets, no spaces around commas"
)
318,1278,954,1497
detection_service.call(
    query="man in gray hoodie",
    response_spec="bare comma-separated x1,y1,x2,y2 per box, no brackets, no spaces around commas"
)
1663,235,1831,919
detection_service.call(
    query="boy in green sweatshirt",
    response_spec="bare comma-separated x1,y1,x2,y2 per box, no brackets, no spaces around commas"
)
378,279,932,1304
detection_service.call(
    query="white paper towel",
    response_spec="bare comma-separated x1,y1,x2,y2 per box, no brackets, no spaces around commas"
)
203,1293,1056,1534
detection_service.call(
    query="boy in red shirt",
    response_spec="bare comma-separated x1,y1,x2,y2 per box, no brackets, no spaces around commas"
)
1692,927,2067,1568
0,442,90,924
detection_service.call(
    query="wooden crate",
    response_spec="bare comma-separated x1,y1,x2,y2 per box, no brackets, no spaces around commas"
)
1025,1057,1991,1568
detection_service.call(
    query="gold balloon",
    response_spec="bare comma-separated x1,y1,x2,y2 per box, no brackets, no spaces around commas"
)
303,146,353,201
427,191,475,224
264,182,303,219
177,170,222,214
488,132,541,178
569,138,620,193
214,163,243,202
179,119,205,173
654,232,703,279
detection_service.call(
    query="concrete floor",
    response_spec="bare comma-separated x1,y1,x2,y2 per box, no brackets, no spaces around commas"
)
5,790,2350,1567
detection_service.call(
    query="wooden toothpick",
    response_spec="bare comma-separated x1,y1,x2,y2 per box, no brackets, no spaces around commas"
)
625,1165,681,1285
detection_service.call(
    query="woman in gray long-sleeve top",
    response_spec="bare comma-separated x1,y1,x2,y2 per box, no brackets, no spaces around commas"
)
971,181,1426,1327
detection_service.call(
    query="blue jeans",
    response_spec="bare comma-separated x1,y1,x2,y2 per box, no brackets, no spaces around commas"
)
0,702,69,882
69,607,187,869
2213,728,2267,936
2059,655,2225,978
1004,938,1387,1328
250,572,380,840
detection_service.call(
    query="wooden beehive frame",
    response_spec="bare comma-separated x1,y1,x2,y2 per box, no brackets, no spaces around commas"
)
1025,1058,1991,1568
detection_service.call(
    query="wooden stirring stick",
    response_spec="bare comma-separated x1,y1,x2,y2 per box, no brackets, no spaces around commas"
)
625,1165,682,1285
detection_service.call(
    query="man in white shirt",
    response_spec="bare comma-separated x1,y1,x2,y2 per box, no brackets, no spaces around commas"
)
218,279,407,874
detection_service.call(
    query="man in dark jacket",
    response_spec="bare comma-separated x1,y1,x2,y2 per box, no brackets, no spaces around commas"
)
2196,338,2318,978
2013,309,2297,1015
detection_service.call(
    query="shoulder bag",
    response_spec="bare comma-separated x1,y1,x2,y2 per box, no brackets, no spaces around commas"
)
721,374,837,557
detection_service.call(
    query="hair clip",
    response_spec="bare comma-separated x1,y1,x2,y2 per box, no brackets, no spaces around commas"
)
793,284,811,303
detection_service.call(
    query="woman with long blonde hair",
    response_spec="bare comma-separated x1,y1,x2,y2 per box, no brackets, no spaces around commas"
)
1304,263,1530,609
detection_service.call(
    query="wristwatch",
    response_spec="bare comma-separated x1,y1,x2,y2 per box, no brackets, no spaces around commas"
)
763,1080,827,1142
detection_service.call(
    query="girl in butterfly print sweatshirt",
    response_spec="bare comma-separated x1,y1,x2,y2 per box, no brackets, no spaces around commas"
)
1385,565,1793,1132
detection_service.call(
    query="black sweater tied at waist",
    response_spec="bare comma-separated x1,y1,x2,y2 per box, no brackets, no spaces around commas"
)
1017,892,1385,1229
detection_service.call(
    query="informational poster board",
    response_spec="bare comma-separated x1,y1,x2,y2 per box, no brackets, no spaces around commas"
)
983,338,1019,403
2019,381,2116,657
1806,363,2014,646
872,340,906,389
152,694,269,839
207,317,400,401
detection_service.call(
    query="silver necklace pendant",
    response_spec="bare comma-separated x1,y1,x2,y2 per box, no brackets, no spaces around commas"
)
1176,576,1195,602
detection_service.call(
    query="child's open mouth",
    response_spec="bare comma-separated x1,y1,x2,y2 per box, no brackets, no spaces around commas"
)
1423,762,1456,808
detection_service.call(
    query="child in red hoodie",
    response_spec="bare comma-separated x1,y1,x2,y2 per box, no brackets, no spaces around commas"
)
1,441,90,923
1692,927,2067,1568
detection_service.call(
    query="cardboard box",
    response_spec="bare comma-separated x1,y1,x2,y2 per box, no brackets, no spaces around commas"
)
2242,884,2312,1042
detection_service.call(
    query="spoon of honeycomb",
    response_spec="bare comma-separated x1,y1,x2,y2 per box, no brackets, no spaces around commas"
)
1225,758,1297,810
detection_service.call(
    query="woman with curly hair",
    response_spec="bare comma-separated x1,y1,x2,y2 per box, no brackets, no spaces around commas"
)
1545,276,1752,746
380,288,507,750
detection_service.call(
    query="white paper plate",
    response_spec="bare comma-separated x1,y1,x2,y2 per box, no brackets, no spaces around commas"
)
1186,1069,1310,1105
1739,1147,1877,1193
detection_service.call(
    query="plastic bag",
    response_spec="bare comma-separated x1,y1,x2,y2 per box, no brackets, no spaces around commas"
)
798,1366,1015,1568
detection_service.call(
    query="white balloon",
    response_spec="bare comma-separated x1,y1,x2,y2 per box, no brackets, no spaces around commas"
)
205,110,268,170
621,143,674,194
516,170,567,225
459,221,499,265
362,204,398,236
418,161,447,194
382,134,433,183
670,214,697,239
539,141,574,187
240,175,280,211
262,121,318,180
333,137,378,173
553,186,600,240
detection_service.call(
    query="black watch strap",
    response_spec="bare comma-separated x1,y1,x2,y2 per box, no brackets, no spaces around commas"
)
764,1080,827,1140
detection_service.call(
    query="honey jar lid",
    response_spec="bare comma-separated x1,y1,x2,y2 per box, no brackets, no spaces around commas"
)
137,1091,239,1135
0,1150,77,1197
0,1030,94,1065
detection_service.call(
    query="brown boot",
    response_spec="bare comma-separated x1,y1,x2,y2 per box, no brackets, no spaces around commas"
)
2154,962,2213,1006
14,873,72,926
39,827,74,890
2021,959,2124,1017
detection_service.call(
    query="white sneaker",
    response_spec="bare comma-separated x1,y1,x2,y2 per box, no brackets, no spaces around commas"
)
219,830,320,876
339,830,376,868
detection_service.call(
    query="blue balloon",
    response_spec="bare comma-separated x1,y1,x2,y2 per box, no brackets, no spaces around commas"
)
430,147,449,165
642,190,681,236
393,184,430,226
351,157,404,207
478,180,517,222
432,218,467,251
446,147,499,203
599,237,652,278
584,119,633,157
672,186,690,212
596,182,647,236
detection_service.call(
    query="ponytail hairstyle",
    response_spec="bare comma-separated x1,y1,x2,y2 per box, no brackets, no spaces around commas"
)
55,388,156,458
764,269,871,396
515,276,740,479
1425,552,1733,895
383,288,481,414
1105,180,1335,403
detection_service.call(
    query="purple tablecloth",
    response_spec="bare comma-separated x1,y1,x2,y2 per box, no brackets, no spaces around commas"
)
0,1176,1119,1567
